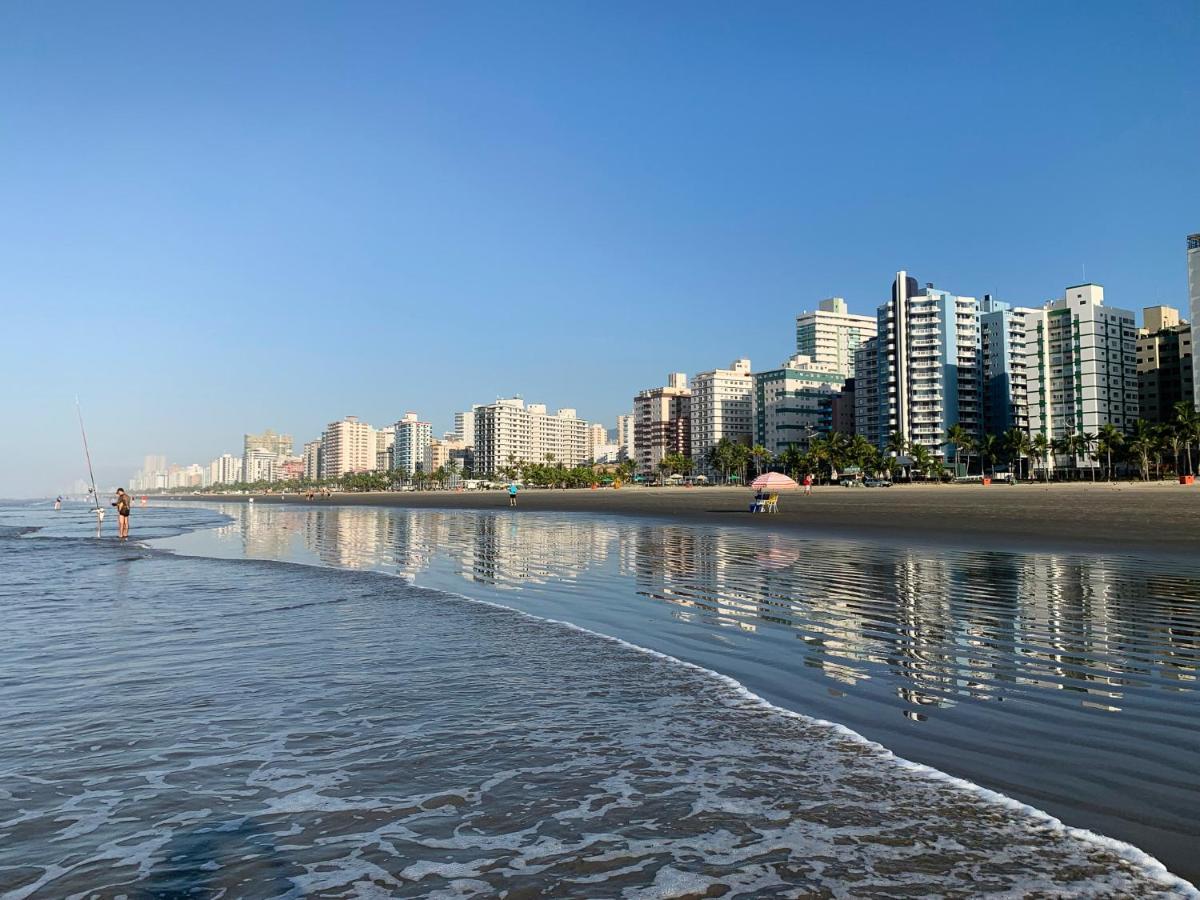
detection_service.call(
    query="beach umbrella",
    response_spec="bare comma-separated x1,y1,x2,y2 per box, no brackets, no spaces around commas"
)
750,472,800,490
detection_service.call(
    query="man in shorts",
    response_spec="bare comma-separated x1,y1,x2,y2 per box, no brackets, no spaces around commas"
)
113,488,131,538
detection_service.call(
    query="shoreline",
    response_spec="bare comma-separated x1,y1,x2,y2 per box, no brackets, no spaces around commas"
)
159,482,1199,561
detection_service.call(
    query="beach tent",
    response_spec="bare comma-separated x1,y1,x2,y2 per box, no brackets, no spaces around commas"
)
750,472,800,491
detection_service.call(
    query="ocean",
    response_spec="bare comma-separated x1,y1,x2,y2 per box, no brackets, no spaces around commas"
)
1,499,1196,898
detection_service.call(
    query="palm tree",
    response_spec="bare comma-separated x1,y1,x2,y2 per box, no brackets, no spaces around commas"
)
1076,431,1098,482
945,423,972,478
1050,436,1072,481
977,433,1001,478
750,444,771,478
885,432,908,480
1096,423,1123,481
1127,419,1156,481
1003,428,1031,481
1031,433,1051,482
909,443,933,481
1174,401,1198,476
780,443,806,478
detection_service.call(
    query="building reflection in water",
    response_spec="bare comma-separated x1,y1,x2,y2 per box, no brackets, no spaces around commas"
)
222,504,1199,723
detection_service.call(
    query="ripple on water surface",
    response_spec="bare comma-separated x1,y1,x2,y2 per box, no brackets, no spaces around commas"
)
0,528,1194,898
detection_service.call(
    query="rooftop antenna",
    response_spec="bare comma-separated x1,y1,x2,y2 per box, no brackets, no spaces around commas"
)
76,397,105,533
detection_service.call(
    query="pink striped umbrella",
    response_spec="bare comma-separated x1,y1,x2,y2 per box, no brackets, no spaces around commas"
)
749,472,800,490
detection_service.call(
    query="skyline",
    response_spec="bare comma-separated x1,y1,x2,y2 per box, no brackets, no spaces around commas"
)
3,2,1199,496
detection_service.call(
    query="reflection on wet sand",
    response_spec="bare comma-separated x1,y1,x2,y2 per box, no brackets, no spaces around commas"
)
224,503,1199,717
205,503,1200,875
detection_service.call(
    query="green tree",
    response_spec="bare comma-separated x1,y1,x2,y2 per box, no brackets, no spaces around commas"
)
1173,401,1198,476
1031,433,1051,482
1127,419,1156,481
945,424,973,478
1004,428,1031,481
1096,423,1123,481
977,433,1001,478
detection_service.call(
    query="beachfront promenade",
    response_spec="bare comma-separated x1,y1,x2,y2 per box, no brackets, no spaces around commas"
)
176,482,1199,559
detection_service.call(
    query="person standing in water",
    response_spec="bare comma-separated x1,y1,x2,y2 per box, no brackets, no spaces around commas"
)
113,488,131,538
54,496,62,510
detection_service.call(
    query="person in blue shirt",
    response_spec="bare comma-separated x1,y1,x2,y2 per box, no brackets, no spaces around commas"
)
507,483,519,507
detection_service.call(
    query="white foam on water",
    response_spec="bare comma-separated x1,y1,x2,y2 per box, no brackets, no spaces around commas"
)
428,587,1200,898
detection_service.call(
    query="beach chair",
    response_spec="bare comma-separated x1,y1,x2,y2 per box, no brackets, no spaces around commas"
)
750,494,766,513
763,493,780,513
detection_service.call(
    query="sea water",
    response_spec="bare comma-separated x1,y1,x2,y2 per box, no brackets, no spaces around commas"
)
0,500,1196,898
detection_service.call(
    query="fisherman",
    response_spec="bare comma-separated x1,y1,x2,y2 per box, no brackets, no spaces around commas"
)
113,488,131,538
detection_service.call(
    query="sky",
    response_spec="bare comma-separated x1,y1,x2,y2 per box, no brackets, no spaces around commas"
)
1,1,1197,496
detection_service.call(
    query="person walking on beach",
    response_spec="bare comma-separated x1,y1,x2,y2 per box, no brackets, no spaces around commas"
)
803,473,813,496
113,488,131,538
507,482,519,507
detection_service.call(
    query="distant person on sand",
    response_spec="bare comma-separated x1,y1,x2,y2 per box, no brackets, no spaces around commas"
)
508,482,519,507
113,488,131,538
803,473,813,495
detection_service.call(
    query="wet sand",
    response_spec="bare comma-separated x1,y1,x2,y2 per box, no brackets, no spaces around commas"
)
170,482,1199,559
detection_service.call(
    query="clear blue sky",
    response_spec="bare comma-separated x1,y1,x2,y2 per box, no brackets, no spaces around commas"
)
2,1,1197,496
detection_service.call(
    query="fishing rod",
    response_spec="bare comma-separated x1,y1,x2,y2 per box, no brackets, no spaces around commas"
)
76,397,105,527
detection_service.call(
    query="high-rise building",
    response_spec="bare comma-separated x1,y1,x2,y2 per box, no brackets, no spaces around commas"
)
243,448,277,483
303,440,322,481
454,407,479,447
243,429,293,484
209,453,242,485
1025,284,1138,455
795,297,878,378
393,413,433,475
616,414,635,461
320,416,377,478
633,373,691,476
831,377,856,435
878,272,982,457
1137,305,1193,424
473,398,590,475
854,336,883,448
754,354,845,456
375,426,396,472
980,295,1036,436
1188,233,1200,408
586,423,609,462
689,359,754,476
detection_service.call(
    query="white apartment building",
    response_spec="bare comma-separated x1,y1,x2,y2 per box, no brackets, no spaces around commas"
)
321,416,377,478
690,358,754,476
375,426,395,472
616,414,635,461
243,448,277,483
303,440,321,481
1024,283,1138,451
880,272,982,457
633,373,691,476
587,423,608,461
242,429,292,484
454,407,479,447
1189,233,1200,407
754,354,846,456
393,413,433,475
209,453,243,486
796,297,878,378
473,398,590,475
